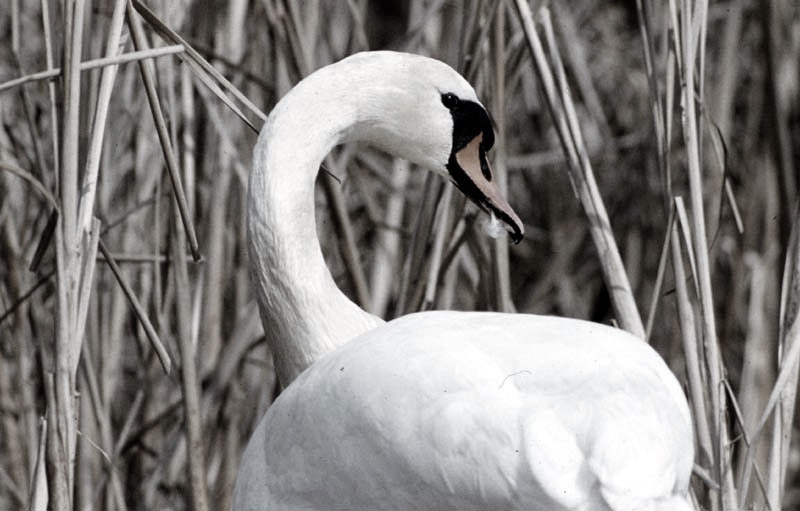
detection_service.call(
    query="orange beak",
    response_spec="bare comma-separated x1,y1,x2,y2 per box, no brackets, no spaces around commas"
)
448,133,524,243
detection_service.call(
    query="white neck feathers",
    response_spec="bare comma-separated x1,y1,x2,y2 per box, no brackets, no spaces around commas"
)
247,60,386,387
247,51,482,386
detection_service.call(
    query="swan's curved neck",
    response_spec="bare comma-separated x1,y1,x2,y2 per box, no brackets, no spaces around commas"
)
247,66,384,387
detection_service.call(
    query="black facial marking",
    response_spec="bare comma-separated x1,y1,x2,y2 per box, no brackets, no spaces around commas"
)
478,144,492,181
442,94,495,183
441,95,520,243
441,94,495,154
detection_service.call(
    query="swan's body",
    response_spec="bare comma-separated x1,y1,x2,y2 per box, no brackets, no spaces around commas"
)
236,52,694,511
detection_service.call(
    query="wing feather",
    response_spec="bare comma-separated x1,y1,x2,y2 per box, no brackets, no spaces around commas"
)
234,312,693,511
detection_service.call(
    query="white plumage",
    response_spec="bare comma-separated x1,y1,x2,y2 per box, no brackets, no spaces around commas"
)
235,51,694,511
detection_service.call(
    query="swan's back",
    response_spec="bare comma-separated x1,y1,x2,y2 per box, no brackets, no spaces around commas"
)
234,312,693,511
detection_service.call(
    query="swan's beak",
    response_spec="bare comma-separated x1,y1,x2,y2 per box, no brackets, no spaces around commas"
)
447,133,524,243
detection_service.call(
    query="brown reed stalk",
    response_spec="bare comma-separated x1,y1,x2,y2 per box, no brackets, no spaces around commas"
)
490,6,515,313
50,1,89,509
512,1,645,337
170,205,210,511
126,0,200,261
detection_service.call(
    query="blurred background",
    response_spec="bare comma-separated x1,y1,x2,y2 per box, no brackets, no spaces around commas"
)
1,1,799,510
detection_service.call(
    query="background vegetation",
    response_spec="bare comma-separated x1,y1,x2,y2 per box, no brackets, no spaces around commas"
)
1,1,799,510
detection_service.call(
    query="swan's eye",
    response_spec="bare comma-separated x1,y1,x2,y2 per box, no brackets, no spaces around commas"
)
441,93,460,109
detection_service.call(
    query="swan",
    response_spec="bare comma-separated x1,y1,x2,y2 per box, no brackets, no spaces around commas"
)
235,51,694,511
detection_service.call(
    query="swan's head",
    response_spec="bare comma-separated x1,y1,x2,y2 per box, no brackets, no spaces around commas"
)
337,52,524,243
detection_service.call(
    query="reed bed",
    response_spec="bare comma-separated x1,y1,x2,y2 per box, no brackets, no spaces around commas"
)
0,1,798,510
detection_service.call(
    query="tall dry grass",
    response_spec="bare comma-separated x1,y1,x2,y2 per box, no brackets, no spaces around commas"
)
0,1,798,510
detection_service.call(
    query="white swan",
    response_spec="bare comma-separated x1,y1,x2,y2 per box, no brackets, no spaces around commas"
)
235,51,694,511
